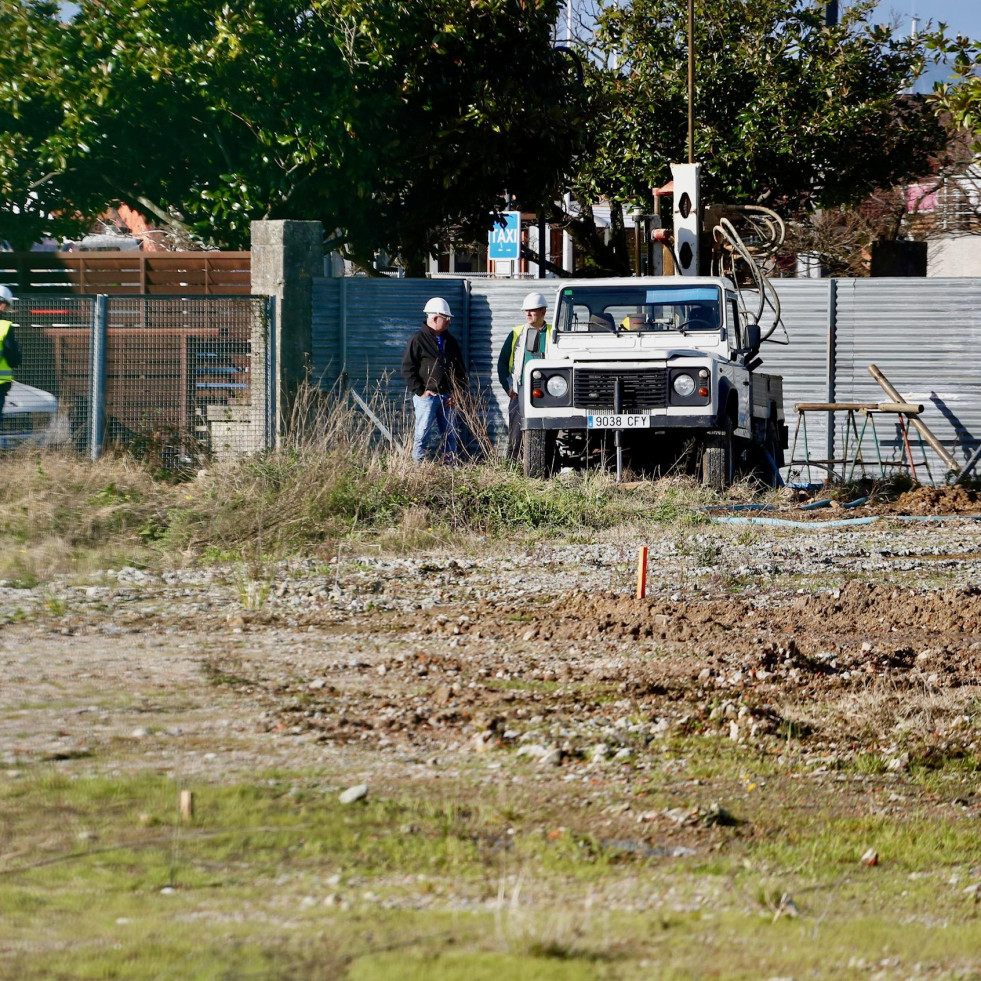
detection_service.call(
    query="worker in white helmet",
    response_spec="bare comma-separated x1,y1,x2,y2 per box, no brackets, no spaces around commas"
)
401,297,467,463
0,287,22,415
497,290,549,462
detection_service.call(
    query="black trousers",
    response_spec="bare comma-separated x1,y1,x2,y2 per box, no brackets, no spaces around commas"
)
0,381,10,416
507,394,522,461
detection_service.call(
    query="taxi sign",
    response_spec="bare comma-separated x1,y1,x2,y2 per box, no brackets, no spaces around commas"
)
488,211,521,260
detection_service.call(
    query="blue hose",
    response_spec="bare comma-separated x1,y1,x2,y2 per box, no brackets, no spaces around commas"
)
708,515,880,528
706,514,981,529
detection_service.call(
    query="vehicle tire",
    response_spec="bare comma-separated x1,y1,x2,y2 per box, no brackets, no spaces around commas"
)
523,429,556,478
701,417,735,490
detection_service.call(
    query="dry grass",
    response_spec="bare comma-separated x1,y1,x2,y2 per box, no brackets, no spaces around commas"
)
0,385,727,578
163,386,717,560
0,448,184,582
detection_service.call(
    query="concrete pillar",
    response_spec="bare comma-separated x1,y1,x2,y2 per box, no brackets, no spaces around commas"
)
250,220,323,434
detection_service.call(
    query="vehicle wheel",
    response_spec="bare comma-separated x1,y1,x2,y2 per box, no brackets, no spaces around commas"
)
523,429,556,478
701,418,734,490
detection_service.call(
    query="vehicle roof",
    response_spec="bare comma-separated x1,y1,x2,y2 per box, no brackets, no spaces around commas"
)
550,276,735,291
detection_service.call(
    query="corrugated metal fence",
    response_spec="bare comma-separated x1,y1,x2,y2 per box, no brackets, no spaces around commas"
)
8,294,270,462
312,276,981,482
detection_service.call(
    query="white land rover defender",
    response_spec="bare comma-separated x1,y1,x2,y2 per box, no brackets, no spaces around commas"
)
519,276,786,488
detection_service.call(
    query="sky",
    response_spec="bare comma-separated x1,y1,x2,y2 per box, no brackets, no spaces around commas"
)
853,0,981,91
863,0,981,39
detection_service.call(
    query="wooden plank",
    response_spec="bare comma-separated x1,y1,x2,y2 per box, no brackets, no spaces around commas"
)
23,306,253,438
795,402,880,411
68,271,143,284
146,252,250,262
146,270,210,285
145,285,212,296
146,269,251,283
68,256,141,270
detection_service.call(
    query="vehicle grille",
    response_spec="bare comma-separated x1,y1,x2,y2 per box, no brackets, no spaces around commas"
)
573,368,668,411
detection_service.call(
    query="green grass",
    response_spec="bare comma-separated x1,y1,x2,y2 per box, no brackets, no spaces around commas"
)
4,765,981,979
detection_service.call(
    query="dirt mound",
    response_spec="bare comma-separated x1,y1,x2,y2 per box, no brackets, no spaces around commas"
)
507,582,981,663
892,484,981,515
265,578,981,759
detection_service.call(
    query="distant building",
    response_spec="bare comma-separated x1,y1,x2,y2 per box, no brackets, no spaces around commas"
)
906,161,981,276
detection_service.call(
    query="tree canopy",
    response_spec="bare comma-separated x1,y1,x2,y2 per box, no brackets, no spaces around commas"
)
927,32,981,151
0,0,586,269
0,1,70,249
0,0,962,276
558,0,947,273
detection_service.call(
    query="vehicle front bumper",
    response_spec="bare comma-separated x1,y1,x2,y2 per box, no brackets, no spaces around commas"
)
523,410,723,431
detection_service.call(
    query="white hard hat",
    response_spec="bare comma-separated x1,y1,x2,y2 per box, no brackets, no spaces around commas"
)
0,286,13,304
522,291,548,311
423,296,452,318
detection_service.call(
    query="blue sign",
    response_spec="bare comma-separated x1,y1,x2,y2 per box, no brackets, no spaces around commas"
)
488,211,521,261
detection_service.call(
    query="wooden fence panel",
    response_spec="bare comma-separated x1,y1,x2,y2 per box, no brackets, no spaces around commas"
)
0,252,252,295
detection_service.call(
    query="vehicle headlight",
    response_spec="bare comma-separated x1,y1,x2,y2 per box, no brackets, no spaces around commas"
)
672,373,696,397
545,375,569,398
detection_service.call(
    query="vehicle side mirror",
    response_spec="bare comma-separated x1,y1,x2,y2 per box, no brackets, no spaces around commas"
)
525,326,543,353
744,323,761,350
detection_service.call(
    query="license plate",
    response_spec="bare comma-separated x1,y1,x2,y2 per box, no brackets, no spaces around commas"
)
587,414,651,429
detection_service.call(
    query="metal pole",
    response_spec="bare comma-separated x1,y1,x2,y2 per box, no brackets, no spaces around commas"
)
687,0,694,164
340,275,348,381
266,294,277,451
868,363,959,471
826,278,837,471
538,214,547,279
614,376,624,482
562,193,574,273
462,277,471,374
89,294,107,461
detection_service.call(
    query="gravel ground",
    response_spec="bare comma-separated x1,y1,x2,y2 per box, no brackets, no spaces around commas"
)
2,503,980,804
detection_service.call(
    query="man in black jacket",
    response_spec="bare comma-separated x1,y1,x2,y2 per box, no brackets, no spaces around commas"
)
401,297,467,462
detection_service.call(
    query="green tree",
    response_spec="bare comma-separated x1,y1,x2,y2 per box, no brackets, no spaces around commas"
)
0,0,585,270
0,0,81,249
558,0,946,274
927,33,981,149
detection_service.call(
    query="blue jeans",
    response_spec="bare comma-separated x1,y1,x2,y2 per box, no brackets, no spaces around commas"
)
412,393,458,462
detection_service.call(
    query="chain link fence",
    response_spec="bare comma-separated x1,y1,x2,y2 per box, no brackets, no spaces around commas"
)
8,294,271,462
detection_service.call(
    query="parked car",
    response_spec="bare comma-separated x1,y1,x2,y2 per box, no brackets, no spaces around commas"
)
0,381,61,449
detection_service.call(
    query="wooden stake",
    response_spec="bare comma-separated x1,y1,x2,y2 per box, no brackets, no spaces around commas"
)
179,789,194,822
635,546,648,599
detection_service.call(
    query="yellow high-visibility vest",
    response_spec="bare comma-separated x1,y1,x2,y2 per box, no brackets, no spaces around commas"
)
507,322,548,389
0,320,13,384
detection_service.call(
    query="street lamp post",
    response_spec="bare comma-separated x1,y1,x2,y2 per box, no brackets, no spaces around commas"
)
687,0,694,164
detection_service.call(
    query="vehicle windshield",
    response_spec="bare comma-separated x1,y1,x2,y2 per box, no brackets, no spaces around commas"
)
555,285,723,334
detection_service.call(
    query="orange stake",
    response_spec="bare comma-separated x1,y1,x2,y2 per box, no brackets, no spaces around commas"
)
635,546,648,599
